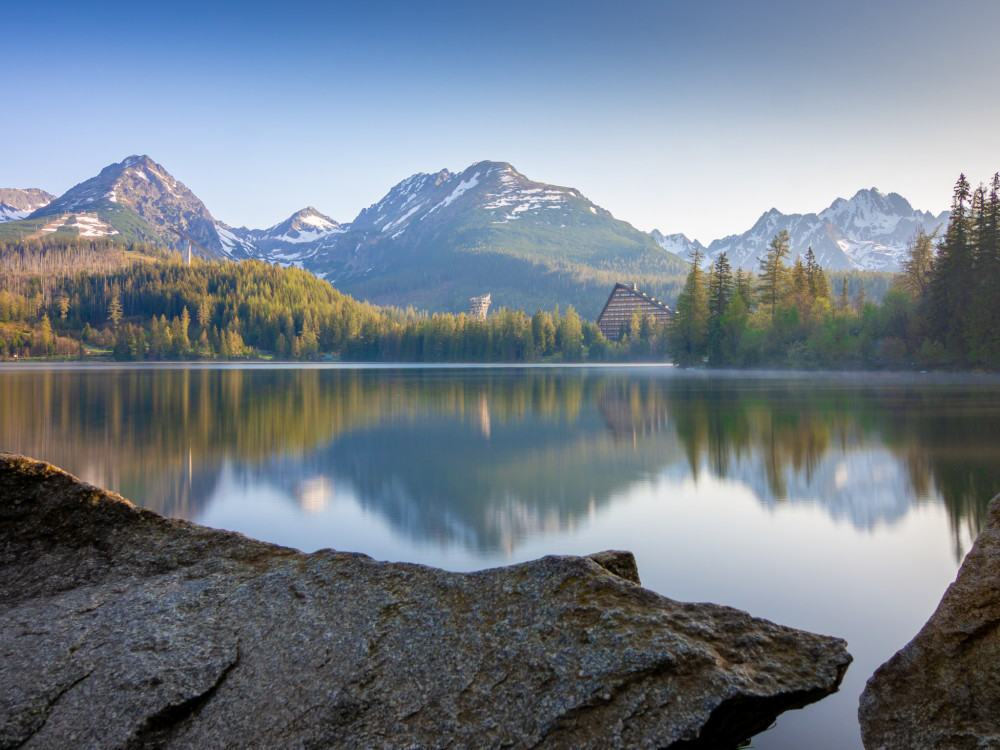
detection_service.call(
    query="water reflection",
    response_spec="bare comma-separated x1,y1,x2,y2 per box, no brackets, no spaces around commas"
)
2,366,999,556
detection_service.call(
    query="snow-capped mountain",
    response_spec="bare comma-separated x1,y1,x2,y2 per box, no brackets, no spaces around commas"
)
648,230,704,262
28,155,227,256
652,188,949,272
222,207,344,268
298,161,685,311
0,203,30,223
0,188,55,222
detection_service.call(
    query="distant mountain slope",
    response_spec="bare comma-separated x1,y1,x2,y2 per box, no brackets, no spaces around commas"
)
26,155,227,256
653,188,949,272
300,161,689,314
0,189,55,222
222,206,344,267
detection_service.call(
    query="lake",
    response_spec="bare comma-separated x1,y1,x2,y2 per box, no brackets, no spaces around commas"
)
3,363,999,749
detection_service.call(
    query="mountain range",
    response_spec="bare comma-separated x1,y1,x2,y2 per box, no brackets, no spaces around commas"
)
1,155,948,313
0,188,56,222
652,189,949,272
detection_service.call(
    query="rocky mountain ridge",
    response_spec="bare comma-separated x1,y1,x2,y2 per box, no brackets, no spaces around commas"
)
0,188,55,222
20,155,224,255
652,188,949,272
2,157,951,312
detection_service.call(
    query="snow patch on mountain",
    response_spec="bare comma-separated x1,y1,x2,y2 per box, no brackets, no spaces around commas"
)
426,172,480,216
656,187,949,272
39,213,119,238
0,203,30,222
650,230,703,260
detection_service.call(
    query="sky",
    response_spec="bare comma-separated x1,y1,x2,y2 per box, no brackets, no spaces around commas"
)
3,0,999,243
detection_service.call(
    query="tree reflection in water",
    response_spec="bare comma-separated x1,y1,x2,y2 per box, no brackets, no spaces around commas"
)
2,366,998,557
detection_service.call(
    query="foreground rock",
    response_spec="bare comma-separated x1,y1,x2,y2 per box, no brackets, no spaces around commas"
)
0,452,851,749
860,494,1000,749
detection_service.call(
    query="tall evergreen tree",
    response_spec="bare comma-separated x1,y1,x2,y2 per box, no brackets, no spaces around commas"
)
804,247,831,301
706,253,734,364
899,228,936,300
707,252,734,320
928,174,973,354
107,291,123,330
756,230,791,315
670,247,709,365
968,174,1000,362
734,269,753,310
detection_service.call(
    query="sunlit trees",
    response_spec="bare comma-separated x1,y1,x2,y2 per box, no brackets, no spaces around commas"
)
756,229,791,316
670,247,709,365
558,306,584,361
107,291,123,330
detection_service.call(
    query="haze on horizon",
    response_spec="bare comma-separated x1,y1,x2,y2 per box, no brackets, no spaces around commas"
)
3,0,998,244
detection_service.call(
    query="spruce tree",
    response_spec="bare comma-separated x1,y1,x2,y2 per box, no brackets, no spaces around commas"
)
734,269,753,310
756,230,791,315
927,174,973,355
804,247,831,301
899,228,936,300
968,174,1000,362
107,292,123,330
707,252,734,320
670,247,709,365
706,252,734,363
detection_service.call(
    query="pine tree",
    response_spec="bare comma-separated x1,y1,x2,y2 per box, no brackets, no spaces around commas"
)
706,252,734,364
707,252,734,320
197,296,212,330
899,229,936,300
927,174,973,354
107,292,123,330
853,281,867,317
734,269,753,310
558,306,584,361
36,314,54,356
756,230,791,315
670,247,709,365
804,247,831,301
838,278,850,311
968,174,1000,363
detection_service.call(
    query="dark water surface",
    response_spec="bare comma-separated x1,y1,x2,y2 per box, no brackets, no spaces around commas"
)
4,363,1000,749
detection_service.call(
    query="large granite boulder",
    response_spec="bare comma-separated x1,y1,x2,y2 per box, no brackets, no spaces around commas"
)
0,452,851,749
860,494,1000,749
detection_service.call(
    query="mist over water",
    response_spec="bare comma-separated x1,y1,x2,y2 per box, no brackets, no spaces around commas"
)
4,363,999,749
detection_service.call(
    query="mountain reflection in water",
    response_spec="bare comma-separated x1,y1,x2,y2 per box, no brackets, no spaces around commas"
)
2,365,999,557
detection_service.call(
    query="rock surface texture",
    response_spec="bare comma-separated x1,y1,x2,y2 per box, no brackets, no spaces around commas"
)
860,494,1000,750
0,452,851,749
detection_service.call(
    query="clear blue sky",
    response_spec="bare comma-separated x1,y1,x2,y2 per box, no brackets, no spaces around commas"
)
4,0,998,242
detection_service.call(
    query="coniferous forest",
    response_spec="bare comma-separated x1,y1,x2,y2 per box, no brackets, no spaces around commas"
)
669,173,1000,369
0,173,997,369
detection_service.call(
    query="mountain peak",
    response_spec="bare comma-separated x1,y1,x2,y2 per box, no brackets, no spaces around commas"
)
29,155,223,255
285,206,339,233
692,187,948,273
0,188,55,221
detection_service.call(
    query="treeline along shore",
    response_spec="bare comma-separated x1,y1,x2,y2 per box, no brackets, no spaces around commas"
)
1,173,997,369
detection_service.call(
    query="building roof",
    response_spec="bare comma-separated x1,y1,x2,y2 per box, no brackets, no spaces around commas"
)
596,282,672,320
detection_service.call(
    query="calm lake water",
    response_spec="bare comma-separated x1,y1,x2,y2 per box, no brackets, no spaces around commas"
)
4,363,1000,749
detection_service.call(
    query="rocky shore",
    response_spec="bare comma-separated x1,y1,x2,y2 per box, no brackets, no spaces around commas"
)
860,494,1000,749
0,452,851,749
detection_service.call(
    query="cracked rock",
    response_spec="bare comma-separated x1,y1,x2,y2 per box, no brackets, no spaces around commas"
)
1,452,851,749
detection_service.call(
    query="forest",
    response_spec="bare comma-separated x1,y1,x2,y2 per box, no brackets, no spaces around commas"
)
0,172,995,369
669,173,1000,369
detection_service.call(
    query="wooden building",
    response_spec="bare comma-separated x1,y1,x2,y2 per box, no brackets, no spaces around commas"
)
595,282,673,340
